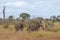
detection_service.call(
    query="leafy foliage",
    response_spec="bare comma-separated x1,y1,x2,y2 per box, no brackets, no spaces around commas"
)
8,15,14,20
20,13,30,20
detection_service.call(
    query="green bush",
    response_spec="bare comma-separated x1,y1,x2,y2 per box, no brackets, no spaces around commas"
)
56,19,60,22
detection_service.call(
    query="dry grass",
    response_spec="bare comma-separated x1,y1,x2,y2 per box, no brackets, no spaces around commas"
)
0,22,60,40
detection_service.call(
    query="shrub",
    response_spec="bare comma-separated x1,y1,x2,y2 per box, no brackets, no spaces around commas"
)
49,27,60,32
3,25,9,28
52,28,60,32
33,32,48,37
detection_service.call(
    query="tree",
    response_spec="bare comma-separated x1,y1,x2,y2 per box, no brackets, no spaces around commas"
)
36,17,43,20
0,18,2,20
57,15,60,19
50,15,56,22
20,13,30,20
56,15,60,22
8,15,13,20
3,6,5,20
8,15,14,24
3,2,6,24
